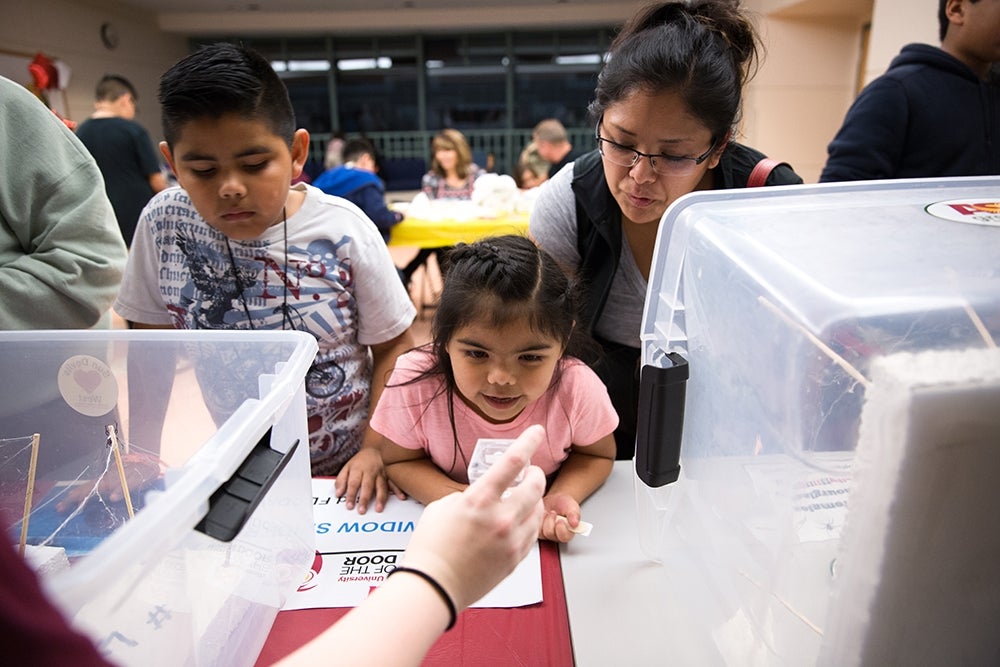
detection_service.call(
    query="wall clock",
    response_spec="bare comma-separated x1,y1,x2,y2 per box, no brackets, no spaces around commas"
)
100,22,120,50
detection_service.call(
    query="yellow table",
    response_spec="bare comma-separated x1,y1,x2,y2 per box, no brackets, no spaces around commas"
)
388,212,530,248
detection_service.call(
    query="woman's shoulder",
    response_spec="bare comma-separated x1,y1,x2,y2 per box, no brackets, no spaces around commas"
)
722,143,804,187
529,166,581,260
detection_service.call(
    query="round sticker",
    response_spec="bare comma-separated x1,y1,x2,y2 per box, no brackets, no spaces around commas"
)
925,199,1000,227
57,355,119,417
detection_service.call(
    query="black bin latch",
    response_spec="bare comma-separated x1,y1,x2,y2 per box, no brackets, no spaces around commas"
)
195,428,299,542
635,352,688,488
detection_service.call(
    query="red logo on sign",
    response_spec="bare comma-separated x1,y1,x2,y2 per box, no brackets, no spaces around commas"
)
947,202,1000,215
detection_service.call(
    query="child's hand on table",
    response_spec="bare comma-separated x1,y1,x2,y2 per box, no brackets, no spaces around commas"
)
335,446,406,514
541,493,585,543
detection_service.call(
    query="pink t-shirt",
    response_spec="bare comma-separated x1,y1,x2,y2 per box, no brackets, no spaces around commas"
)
370,349,619,482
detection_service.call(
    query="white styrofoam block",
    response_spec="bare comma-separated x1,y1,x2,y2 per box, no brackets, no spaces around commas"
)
820,347,1000,667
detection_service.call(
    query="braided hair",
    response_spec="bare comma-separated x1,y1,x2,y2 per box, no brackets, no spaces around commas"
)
431,235,592,369
394,234,594,475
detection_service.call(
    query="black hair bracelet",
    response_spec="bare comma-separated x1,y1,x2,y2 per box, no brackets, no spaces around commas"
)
387,566,458,631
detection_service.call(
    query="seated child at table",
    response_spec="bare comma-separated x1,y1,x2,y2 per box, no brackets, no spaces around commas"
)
370,235,617,542
113,43,415,513
401,129,485,285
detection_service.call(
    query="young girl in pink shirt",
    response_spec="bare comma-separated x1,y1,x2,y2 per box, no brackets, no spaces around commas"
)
371,235,617,542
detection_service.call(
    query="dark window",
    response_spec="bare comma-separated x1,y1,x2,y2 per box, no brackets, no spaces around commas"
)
190,27,613,170
425,34,507,131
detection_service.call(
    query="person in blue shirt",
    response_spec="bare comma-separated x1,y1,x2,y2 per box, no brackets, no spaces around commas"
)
313,137,403,242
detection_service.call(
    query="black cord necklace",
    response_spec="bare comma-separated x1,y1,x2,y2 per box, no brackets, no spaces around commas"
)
224,207,293,330
223,205,349,400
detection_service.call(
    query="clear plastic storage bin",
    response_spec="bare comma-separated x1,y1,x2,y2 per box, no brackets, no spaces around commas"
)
0,329,318,666
635,177,1000,665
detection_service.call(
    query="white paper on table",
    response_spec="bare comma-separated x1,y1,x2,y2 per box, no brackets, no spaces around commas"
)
743,452,854,543
283,478,542,611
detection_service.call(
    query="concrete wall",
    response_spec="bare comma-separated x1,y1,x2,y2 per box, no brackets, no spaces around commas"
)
865,0,938,84
1,0,188,141
744,0,938,182
749,15,866,182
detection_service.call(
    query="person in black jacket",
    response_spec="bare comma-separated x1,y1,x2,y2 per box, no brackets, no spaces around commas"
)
529,0,802,459
821,0,1000,182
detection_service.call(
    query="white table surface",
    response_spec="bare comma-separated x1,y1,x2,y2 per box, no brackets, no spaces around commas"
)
559,461,717,665
560,461,832,666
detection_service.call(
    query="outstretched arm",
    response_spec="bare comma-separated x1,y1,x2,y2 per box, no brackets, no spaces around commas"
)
276,424,547,667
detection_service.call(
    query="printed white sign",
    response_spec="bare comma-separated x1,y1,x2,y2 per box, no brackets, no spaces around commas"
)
283,478,542,610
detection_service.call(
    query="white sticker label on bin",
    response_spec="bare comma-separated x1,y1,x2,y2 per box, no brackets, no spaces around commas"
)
57,355,118,417
925,199,1000,227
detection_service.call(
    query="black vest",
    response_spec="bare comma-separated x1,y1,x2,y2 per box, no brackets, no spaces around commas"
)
568,144,802,335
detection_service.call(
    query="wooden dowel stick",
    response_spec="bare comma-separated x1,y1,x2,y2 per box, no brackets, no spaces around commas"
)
19,433,40,557
107,425,135,519
738,569,823,636
758,296,871,389
944,268,996,349
963,303,997,349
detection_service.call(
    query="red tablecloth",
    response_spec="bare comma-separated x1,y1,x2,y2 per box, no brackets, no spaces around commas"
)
256,541,573,666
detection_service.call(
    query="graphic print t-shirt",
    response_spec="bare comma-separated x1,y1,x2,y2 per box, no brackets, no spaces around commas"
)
115,183,415,474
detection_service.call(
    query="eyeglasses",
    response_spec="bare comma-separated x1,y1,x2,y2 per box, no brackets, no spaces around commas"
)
595,118,717,176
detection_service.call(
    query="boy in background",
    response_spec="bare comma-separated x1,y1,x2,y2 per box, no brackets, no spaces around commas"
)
76,74,168,246
114,43,415,513
313,137,403,243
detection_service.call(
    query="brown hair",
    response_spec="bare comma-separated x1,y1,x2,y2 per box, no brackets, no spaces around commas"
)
589,0,761,142
430,128,475,179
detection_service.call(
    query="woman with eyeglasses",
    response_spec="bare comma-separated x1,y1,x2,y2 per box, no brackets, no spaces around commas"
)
529,0,802,460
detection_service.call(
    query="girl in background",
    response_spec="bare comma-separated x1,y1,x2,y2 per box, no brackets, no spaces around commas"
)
513,141,550,190
372,235,617,543
421,128,484,200
403,128,486,284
